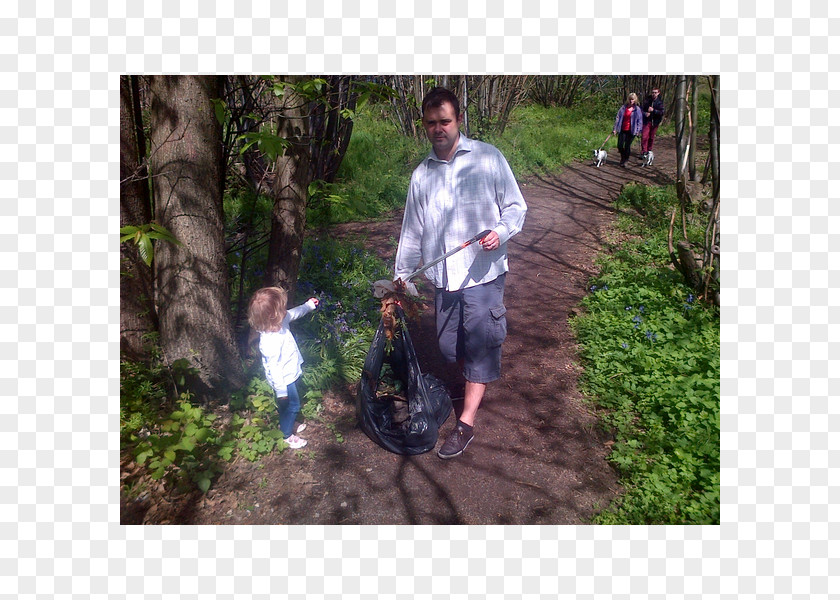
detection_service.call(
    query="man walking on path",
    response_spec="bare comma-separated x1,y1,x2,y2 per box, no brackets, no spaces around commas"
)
640,88,665,157
394,87,527,459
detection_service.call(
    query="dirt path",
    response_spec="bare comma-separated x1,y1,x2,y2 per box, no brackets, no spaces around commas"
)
125,138,679,525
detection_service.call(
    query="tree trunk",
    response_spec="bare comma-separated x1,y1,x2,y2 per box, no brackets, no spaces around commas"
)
149,75,245,399
708,76,721,211
462,76,470,137
119,75,156,360
689,76,698,182
467,75,532,137
676,240,703,290
266,77,310,300
309,76,357,183
388,75,420,138
674,75,691,205
670,74,720,306
705,75,721,306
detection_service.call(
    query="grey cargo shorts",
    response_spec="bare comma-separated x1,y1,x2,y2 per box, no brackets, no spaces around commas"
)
434,273,507,384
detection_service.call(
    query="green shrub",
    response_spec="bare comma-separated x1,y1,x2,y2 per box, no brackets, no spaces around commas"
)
132,393,222,493
295,235,393,398
572,184,720,524
122,354,299,496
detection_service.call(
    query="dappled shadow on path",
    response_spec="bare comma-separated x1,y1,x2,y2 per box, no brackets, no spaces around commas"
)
181,140,684,526
262,150,634,525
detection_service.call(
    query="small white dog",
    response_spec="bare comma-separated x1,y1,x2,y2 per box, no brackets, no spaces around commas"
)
593,148,607,168
642,150,654,166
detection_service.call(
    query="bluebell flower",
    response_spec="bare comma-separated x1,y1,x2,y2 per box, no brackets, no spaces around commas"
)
632,315,642,324
621,343,629,349
687,294,695,303
590,285,597,292
638,305,645,313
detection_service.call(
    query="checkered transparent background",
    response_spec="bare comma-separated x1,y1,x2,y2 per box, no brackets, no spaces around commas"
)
1,0,836,597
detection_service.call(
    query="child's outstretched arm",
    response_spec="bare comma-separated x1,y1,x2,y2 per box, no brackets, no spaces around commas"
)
286,297,319,322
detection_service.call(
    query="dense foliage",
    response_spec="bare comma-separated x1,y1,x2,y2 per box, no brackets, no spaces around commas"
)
571,184,720,524
295,236,393,402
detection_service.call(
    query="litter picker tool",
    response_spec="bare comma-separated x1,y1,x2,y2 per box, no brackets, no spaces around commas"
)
402,229,493,283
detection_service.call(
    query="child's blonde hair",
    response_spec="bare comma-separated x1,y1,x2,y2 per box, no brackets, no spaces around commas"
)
247,287,288,332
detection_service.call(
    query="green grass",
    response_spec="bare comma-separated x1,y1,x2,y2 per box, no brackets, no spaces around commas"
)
307,112,428,226
480,102,618,178
571,184,720,524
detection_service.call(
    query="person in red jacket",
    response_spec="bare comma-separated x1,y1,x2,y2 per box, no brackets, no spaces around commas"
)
612,93,643,167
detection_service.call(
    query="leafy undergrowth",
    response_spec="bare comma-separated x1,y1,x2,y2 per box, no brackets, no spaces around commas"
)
121,237,392,505
121,361,295,500
571,184,720,524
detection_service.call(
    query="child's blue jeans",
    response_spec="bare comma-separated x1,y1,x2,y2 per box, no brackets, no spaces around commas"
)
277,379,301,438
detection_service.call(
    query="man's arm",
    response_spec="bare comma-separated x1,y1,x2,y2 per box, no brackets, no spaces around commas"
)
654,98,665,116
394,173,424,281
492,150,527,246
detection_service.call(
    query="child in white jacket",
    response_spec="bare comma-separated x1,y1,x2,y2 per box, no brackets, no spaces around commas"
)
247,287,319,449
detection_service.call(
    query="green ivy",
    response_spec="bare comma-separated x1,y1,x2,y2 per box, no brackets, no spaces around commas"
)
572,184,720,524
132,393,221,493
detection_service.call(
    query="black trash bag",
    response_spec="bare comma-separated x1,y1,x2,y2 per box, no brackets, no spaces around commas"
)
356,304,452,455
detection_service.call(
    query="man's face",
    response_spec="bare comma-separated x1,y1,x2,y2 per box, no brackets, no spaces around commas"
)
422,101,463,161
652,89,660,98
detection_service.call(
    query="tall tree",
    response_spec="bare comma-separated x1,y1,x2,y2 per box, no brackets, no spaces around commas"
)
264,76,363,298
469,75,533,136
119,75,156,360
529,75,583,108
387,75,420,138
384,75,532,139
149,75,245,398
689,75,698,182
308,76,360,184
674,75,691,192
668,75,720,306
265,76,311,298
704,75,721,306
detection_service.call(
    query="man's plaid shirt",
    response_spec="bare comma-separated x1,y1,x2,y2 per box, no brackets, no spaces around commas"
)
394,134,528,291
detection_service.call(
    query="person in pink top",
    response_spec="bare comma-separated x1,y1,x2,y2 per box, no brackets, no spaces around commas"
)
612,93,643,167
